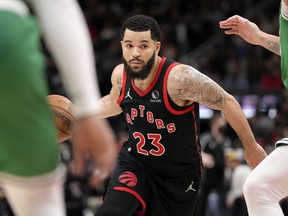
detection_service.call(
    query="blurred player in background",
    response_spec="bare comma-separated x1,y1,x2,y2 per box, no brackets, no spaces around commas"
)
0,0,117,216
220,0,288,215
93,14,266,216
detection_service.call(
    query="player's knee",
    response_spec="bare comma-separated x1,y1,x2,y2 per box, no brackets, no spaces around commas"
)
243,172,272,199
244,173,262,196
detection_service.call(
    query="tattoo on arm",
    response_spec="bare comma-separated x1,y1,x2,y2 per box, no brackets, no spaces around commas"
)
266,41,280,55
169,65,226,109
116,77,123,93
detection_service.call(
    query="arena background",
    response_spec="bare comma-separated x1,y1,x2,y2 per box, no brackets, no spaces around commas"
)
1,0,285,216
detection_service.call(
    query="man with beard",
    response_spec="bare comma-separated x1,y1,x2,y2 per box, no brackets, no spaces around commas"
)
95,15,266,216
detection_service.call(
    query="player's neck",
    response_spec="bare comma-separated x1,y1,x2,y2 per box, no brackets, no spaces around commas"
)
134,56,161,91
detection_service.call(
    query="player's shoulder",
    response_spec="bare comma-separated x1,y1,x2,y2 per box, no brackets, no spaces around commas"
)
169,63,199,76
111,63,125,86
112,63,124,77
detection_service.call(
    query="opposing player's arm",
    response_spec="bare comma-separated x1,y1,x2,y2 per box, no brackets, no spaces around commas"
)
29,0,103,117
256,32,280,56
96,65,123,118
168,64,266,168
219,15,280,56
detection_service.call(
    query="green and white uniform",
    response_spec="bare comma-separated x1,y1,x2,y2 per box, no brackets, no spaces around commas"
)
280,2,288,90
241,2,288,216
0,0,102,215
276,3,288,148
0,1,59,177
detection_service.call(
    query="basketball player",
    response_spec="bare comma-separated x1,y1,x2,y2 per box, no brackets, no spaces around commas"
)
93,14,266,216
219,1,288,215
0,0,116,216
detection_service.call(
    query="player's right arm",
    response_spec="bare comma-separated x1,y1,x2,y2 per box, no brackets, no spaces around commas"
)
219,15,280,56
96,64,124,118
28,0,117,188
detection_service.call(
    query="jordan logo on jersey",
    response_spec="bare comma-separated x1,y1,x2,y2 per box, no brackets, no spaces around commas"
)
125,88,133,99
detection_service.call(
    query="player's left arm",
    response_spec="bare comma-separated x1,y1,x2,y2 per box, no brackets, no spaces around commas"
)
168,64,267,168
219,15,280,56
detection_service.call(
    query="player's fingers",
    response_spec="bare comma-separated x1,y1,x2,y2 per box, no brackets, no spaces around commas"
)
219,18,237,25
224,29,238,35
220,15,244,28
219,21,232,28
89,177,104,189
89,168,110,188
219,22,238,30
226,15,242,23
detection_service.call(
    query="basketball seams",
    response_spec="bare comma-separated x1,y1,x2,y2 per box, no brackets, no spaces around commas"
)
49,104,76,120
47,94,76,142
55,125,71,136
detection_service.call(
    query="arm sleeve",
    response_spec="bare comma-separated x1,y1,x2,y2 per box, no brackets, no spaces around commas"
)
28,0,102,117
280,0,288,89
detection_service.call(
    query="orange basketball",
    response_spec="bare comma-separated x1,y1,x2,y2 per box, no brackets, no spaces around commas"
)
47,94,76,142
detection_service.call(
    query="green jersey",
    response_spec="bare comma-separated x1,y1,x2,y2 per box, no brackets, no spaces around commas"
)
0,7,60,176
280,9,288,89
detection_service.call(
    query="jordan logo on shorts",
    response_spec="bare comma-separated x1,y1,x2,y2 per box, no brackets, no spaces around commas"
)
118,171,137,187
185,181,196,192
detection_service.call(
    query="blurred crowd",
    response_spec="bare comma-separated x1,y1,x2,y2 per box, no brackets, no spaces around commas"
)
2,0,288,215
77,0,281,95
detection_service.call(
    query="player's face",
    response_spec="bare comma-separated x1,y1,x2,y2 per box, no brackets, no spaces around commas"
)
121,29,160,80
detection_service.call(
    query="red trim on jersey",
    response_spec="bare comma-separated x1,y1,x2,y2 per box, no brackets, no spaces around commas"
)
114,186,146,213
131,57,166,97
117,71,127,105
163,63,196,115
192,108,203,174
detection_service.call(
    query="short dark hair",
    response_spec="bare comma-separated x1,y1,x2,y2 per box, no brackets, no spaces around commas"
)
120,15,161,42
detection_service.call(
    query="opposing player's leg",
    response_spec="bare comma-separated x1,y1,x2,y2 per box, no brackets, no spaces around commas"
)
243,145,288,216
0,167,65,216
0,0,59,178
0,2,65,216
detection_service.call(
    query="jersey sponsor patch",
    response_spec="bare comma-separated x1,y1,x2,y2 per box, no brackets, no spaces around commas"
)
150,90,161,103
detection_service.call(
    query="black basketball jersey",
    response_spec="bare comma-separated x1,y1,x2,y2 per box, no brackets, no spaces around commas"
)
117,57,202,176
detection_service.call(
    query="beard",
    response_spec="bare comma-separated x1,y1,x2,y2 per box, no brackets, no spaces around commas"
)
122,52,155,80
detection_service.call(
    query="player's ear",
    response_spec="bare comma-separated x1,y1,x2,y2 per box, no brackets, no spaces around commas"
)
155,41,161,54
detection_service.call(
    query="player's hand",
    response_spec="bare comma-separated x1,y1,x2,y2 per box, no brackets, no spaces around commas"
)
202,152,215,168
244,143,267,169
71,116,117,188
219,15,263,46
